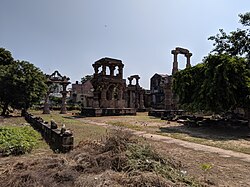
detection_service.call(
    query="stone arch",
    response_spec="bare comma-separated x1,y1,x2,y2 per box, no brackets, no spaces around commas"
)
106,85,115,100
171,47,192,74
43,70,70,114
106,84,122,101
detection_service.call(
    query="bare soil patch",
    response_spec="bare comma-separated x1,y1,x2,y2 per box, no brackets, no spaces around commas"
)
76,113,250,186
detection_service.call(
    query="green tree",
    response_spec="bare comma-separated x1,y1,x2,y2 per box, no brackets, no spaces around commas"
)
81,75,93,83
0,48,14,65
0,48,47,115
173,12,250,113
173,54,250,113
173,63,206,111
209,12,250,60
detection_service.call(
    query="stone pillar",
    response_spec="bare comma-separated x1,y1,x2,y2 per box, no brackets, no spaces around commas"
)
118,65,123,78
185,53,192,68
139,91,145,109
128,77,132,85
110,66,115,76
136,78,139,85
171,50,178,74
102,65,106,75
60,84,67,114
129,91,133,108
43,92,50,114
93,64,99,75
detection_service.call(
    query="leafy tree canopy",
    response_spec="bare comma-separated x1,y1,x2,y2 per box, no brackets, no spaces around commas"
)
173,54,250,113
0,48,14,65
208,12,250,60
81,75,93,84
0,48,47,115
173,12,250,113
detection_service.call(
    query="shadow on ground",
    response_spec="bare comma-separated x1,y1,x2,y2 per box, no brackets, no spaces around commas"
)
158,123,250,141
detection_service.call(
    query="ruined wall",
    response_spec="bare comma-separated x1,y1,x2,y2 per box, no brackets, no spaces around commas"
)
23,112,73,153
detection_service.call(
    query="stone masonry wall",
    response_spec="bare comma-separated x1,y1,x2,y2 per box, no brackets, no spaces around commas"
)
23,112,73,153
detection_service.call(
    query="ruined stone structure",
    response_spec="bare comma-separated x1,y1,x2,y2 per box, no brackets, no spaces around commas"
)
171,47,192,74
43,71,70,114
81,57,136,116
70,80,94,107
24,112,73,153
150,47,192,111
91,58,127,108
127,75,145,111
150,73,169,109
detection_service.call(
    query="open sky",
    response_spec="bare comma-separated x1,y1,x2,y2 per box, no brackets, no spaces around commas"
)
0,0,249,89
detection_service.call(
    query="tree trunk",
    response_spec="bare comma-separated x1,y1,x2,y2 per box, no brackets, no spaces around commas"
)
1,102,9,116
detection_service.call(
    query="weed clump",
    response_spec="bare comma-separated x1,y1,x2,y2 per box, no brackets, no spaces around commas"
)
0,126,41,156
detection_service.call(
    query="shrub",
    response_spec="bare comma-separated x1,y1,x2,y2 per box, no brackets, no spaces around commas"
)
0,126,41,156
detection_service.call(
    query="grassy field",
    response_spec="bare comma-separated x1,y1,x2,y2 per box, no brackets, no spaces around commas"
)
3,110,250,155
31,110,108,146
1,111,250,186
84,113,250,155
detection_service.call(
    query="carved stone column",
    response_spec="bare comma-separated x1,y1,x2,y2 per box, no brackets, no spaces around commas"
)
139,91,145,109
93,64,99,75
136,77,139,85
110,66,115,76
171,50,178,74
128,77,132,85
185,53,192,68
60,84,67,114
129,91,133,108
43,92,50,114
102,65,106,75
118,65,124,78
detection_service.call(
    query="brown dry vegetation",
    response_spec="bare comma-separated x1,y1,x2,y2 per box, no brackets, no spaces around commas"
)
1,111,250,186
0,129,200,187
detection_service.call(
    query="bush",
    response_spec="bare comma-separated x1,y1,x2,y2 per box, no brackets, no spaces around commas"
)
0,126,41,156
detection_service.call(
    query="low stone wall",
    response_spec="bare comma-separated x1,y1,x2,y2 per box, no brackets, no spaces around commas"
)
81,108,136,117
23,112,73,153
148,109,185,119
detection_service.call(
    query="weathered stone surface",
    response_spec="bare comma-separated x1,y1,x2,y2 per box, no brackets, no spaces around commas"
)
24,112,74,153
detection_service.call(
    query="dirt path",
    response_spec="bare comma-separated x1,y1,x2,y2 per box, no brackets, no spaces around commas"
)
80,119,250,163
79,118,250,186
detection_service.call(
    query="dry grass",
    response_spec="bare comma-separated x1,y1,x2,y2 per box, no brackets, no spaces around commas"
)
0,129,200,187
31,110,108,145
92,114,250,155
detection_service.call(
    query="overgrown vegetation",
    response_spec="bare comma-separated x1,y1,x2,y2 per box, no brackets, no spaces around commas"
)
0,48,47,116
173,12,250,113
0,129,200,186
0,126,41,156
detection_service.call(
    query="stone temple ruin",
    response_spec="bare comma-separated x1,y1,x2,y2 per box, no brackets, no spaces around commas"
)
81,57,136,116
127,75,145,111
43,70,70,114
79,47,192,117
171,47,192,74
149,47,192,115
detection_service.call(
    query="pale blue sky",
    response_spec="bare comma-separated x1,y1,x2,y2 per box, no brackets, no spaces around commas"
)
0,0,249,89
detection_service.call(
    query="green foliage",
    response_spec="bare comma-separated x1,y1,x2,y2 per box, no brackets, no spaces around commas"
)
81,75,93,84
200,163,213,182
174,12,250,113
209,12,250,60
50,96,62,105
0,48,47,115
173,63,206,111
0,48,14,65
173,54,250,113
0,126,41,156
201,163,212,172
